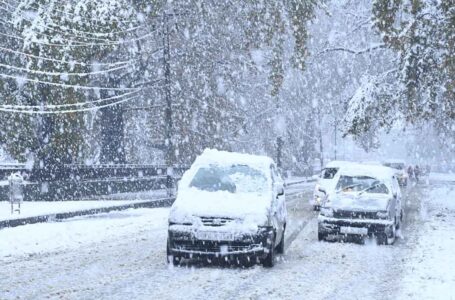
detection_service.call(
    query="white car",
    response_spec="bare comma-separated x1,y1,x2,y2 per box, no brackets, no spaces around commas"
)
311,161,360,210
167,149,287,267
318,164,403,245
382,159,408,186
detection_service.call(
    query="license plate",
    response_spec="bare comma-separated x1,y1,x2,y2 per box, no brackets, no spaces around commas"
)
340,226,368,235
196,231,235,241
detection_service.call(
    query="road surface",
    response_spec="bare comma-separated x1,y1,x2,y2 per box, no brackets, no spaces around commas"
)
1,181,454,300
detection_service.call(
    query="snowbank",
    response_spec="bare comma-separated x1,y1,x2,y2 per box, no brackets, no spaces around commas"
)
399,185,455,299
0,208,169,260
0,200,146,221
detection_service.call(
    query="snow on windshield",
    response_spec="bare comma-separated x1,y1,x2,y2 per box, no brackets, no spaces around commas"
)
335,176,389,194
189,164,268,194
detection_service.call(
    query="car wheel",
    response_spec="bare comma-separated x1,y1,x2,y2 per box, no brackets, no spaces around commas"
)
318,231,327,241
376,226,396,245
387,225,396,245
396,214,402,230
262,235,276,268
166,240,180,266
276,226,286,254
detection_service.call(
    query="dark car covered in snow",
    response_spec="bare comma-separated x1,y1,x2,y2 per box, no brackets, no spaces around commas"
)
167,149,287,267
318,164,402,245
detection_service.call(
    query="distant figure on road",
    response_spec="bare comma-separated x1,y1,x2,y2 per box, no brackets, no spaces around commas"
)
407,165,414,181
414,165,421,183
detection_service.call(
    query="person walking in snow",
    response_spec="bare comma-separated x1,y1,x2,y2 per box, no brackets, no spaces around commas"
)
407,165,414,181
414,165,421,183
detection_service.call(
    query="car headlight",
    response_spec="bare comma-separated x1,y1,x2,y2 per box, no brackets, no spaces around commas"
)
320,207,333,217
376,211,389,219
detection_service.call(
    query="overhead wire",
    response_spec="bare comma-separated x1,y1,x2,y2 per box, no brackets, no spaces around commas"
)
0,72,140,91
0,60,131,77
0,94,141,114
0,90,141,110
0,45,136,68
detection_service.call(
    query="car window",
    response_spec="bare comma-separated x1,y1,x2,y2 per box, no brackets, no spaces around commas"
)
321,168,339,179
335,175,389,194
189,164,268,194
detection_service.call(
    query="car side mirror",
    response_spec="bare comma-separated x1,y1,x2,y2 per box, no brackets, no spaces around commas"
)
318,187,327,195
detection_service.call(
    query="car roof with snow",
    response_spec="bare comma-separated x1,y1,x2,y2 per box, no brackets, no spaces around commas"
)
189,149,274,174
324,160,359,168
337,164,396,181
383,159,406,164
179,148,274,190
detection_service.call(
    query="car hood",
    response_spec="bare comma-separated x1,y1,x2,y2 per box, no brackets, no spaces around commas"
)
169,188,271,227
328,192,391,212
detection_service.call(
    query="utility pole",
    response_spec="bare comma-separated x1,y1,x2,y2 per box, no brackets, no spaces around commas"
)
162,13,174,196
276,136,283,169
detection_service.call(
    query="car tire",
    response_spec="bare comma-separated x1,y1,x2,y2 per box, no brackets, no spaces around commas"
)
318,231,327,241
377,226,396,245
276,226,286,254
396,214,403,230
166,239,180,266
262,235,276,268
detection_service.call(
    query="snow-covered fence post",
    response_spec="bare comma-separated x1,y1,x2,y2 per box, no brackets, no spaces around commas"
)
8,173,24,214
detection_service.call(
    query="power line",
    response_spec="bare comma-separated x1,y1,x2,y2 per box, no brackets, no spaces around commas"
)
0,90,141,110
0,94,141,114
0,28,157,48
0,45,136,68
0,72,139,91
0,61,129,77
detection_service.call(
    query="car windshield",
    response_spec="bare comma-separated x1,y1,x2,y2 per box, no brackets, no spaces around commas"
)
384,163,405,170
335,175,389,194
189,164,268,194
321,168,339,179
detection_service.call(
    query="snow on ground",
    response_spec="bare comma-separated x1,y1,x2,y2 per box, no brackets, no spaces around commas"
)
399,184,455,300
0,200,147,221
0,208,170,261
1,183,454,299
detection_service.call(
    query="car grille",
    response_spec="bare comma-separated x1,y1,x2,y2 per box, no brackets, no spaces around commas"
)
173,240,258,253
333,210,379,220
199,216,234,227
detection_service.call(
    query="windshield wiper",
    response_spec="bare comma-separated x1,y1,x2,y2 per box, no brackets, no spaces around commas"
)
336,183,362,193
358,183,382,196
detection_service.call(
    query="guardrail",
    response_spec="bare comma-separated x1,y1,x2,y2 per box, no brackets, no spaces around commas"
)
1,175,315,229
0,164,189,201
0,197,176,230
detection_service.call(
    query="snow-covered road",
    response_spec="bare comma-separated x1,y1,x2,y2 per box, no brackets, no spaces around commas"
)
1,183,454,300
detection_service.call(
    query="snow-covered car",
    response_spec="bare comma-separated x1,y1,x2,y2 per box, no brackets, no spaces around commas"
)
382,159,408,186
311,161,360,210
167,149,287,267
318,165,403,245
